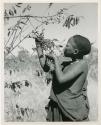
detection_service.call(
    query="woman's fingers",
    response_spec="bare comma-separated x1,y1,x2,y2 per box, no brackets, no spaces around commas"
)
35,38,41,43
46,54,54,60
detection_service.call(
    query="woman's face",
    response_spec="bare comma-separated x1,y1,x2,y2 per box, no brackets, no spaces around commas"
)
63,37,78,57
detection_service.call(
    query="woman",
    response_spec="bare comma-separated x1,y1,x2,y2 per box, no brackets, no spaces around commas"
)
35,35,91,121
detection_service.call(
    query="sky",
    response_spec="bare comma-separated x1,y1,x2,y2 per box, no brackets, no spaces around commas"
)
4,3,98,56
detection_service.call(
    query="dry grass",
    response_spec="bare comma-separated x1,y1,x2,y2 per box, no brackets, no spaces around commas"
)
87,78,98,120
4,70,51,122
4,69,98,121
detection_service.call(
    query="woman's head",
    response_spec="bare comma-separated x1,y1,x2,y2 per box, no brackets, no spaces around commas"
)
63,35,91,59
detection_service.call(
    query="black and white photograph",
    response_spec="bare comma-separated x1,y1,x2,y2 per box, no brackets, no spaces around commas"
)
3,2,98,122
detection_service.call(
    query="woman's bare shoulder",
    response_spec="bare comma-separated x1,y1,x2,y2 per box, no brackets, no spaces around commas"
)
65,59,88,72
73,59,88,72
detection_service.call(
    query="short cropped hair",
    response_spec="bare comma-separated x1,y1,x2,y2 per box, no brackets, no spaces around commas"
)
73,35,91,56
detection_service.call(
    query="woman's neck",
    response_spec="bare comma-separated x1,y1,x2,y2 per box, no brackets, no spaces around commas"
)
72,57,83,62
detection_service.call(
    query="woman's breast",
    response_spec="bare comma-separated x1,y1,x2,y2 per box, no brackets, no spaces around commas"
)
68,73,87,94
52,71,87,96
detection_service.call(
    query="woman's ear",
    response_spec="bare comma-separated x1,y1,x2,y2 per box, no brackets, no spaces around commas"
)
74,49,79,54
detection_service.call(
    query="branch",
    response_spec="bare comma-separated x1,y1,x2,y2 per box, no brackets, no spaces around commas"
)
5,27,15,47
4,14,57,19
5,18,29,50
6,32,31,56
5,17,23,47
4,6,75,20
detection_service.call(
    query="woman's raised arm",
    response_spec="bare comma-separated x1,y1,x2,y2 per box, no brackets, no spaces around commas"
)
35,38,50,72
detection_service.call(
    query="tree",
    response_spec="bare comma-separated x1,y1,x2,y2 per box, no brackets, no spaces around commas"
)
4,3,82,58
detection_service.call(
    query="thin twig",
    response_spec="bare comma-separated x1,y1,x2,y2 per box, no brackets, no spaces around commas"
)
28,18,35,29
14,18,29,41
4,28,15,47
7,32,32,55
10,29,17,48
5,18,29,51
4,18,23,47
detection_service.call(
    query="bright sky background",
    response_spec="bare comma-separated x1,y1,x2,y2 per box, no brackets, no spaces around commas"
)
4,3,98,56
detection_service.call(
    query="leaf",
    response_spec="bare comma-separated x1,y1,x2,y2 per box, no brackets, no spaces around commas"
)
18,26,22,30
28,35,31,38
20,21,26,25
16,104,19,108
73,18,76,26
63,17,70,28
45,21,48,25
76,17,79,25
69,17,74,23
70,18,75,26
22,8,26,13
15,4,21,7
4,9,8,16
27,5,31,10
8,31,10,36
20,108,25,116
9,9,14,16
13,7,17,14
8,28,11,31
17,3,23,5
48,3,53,8
58,45,63,47
62,8,68,11
53,38,58,41
32,48,36,51
63,15,78,29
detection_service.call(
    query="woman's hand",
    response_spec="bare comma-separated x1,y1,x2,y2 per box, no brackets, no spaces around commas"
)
35,37,42,47
46,52,58,61
45,53,57,71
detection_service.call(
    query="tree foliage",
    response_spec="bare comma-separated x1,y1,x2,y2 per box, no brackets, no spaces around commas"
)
4,3,82,57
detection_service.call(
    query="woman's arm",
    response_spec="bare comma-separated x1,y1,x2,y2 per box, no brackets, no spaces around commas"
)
35,38,50,72
53,55,87,84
